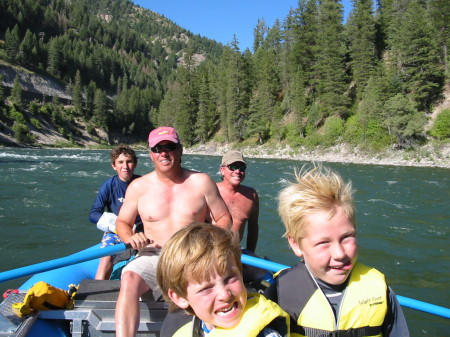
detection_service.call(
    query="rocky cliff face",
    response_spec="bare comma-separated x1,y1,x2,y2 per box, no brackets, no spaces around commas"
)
0,64,71,101
0,64,105,147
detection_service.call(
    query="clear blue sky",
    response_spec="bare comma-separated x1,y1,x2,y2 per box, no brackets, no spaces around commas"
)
134,0,353,51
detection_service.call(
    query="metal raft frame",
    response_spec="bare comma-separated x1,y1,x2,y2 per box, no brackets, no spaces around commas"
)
0,279,167,337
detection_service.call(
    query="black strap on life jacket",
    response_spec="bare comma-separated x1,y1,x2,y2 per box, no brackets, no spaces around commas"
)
294,325,382,337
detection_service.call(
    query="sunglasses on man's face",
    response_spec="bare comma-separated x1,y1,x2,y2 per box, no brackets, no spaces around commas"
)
226,164,247,172
150,143,179,153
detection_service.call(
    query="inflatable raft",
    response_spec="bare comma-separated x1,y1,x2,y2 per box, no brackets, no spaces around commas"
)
0,243,449,337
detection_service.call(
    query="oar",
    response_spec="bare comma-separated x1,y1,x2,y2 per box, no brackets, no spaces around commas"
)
0,243,130,284
241,254,450,319
2,245,449,319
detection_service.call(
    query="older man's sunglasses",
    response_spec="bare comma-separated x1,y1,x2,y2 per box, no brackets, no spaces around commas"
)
150,143,179,153
226,164,247,172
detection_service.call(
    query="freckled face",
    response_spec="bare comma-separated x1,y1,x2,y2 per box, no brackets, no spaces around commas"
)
288,205,358,285
112,154,136,182
169,258,247,330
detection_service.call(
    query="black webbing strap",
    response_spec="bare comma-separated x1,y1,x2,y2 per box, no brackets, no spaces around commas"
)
292,325,382,337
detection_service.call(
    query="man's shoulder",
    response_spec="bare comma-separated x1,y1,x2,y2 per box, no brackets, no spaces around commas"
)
128,172,152,188
238,184,258,197
184,169,212,181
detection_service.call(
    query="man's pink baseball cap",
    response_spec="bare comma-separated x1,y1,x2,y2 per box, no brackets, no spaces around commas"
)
148,126,180,147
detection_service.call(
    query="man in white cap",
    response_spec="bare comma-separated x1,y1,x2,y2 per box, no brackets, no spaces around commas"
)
217,150,259,253
114,126,232,337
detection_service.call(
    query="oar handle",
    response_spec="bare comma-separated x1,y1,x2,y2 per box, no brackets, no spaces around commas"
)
0,243,131,284
241,254,450,319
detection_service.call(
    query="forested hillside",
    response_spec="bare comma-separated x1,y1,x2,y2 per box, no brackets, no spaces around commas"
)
0,0,223,145
0,0,449,151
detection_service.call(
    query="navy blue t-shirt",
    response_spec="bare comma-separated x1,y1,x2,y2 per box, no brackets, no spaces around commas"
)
89,174,140,224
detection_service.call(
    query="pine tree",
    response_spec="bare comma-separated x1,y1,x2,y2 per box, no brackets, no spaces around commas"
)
18,29,38,65
195,66,216,143
4,25,20,61
250,46,282,141
85,81,97,114
174,48,198,146
47,37,63,77
314,0,348,119
9,76,23,108
346,0,377,98
383,93,426,148
387,0,443,111
253,18,268,52
219,36,252,141
427,0,450,78
72,70,83,114
93,88,108,129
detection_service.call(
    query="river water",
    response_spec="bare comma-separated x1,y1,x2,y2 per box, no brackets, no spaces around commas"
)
0,148,448,335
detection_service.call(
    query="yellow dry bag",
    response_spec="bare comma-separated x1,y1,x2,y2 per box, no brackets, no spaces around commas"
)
12,281,78,317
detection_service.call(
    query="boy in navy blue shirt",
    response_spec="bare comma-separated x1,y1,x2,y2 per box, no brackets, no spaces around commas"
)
89,145,140,280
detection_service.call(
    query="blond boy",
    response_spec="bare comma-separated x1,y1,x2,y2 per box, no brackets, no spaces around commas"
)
157,223,289,337
265,165,409,337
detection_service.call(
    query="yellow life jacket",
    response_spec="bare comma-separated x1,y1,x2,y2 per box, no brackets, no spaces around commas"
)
12,281,78,317
173,293,289,337
277,262,387,337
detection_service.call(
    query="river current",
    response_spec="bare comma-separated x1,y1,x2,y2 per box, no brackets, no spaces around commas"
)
0,148,448,335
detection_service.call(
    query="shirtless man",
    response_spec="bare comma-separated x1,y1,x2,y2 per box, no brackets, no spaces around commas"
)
217,150,259,252
114,126,231,337
160,150,260,337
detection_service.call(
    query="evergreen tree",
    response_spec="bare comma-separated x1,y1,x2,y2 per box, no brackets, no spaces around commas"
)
253,18,268,52
9,76,23,108
387,0,443,111
195,66,216,142
93,88,108,129
383,93,426,148
288,0,319,90
174,48,198,145
4,25,20,61
220,37,252,141
85,81,97,114
72,70,83,114
346,0,377,99
18,29,38,65
250,46,282,141
314,0,348,119
427,0,450,78
47,37,63,77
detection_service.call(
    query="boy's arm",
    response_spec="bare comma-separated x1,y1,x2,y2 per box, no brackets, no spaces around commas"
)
89,180,109,224
382,287,410,337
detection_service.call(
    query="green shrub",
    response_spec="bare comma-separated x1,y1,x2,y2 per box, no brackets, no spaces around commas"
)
9,107,27,124
303,132,323,150
28,100,39,114
12,122,33,143
39,105,51,115
30,118,41,129
285,123,302,147
343,115,363,145
365,120,393,150
430,109,450,140
322,116,344,146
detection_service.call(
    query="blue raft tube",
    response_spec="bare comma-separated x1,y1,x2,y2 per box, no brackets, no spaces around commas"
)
0,243,448,337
